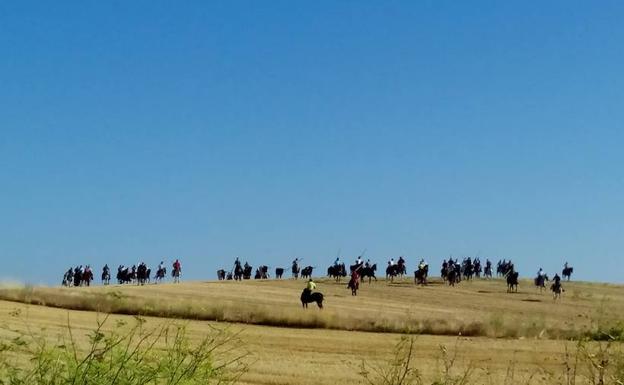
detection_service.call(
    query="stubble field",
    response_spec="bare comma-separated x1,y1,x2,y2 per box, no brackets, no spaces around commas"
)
0,276,622,384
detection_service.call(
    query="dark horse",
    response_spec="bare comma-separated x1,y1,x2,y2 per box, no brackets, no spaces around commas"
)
101,267,110,285
360,264,377,283
534,274,549,293
328,264,346,281
234,265,243,281
301,289,324,309
414,265,429,286
242,265,252,280
446,266,460,287
386,264,404,282
348,275,359,296
562,266,573,281
507,271,519,293
551,280,564,300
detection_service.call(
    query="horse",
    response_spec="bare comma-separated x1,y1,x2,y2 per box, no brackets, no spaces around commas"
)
137,264,149,286
414,265,429,286
81,269,93,287
327,264,346,281
300,289,324,309
155,267,167,283
396,259,407,278
301,266,314,280
137,264,147,285
562,266,573,281
62,269,74,287
534,274,549,293
234,265,243,281
217,269,226,280
360,264,377,283
101,267,110,285
386,264,401,282
347,275,359,296
242,265,253,280
506,271,519,293
172,267,181,283
461,259,474,281
497,260,514,277
484,263,493,279
446,266,459,286
551,281,564,300
275,267,284,279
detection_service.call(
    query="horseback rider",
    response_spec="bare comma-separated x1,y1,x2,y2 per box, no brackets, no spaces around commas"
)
305,278,316,294
553,273,561,284
537,267,545,277
364,259,370,268
173,259,181,272
564,261,569,270
398,256,405,265
334,256,340,267
389,258,395,266
418,259,427,270
356,256,363,265
234,257,241,269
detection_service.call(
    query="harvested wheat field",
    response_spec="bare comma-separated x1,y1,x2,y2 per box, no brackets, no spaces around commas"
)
0,277,622,384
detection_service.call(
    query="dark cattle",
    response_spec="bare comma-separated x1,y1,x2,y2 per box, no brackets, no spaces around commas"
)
301,266,314,280
254,266,269,279
275,268,284,279
327,264,346,281
217,269,226,280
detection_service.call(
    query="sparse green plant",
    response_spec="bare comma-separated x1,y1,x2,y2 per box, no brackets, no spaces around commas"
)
0,312,249,385
358,337,423,385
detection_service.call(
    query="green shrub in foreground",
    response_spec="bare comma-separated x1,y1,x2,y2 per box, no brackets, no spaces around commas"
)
0,311,248,385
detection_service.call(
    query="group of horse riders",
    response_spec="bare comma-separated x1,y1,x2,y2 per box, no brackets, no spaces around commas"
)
535,266,565,298
62,265,94,287
62,259,182,286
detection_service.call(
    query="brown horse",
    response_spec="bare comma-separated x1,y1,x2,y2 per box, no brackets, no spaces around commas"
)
348,276,359,296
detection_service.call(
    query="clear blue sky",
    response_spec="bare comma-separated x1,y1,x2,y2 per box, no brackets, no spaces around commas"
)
1,1,623,284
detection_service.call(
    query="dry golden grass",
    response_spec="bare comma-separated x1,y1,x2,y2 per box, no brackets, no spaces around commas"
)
1,277,622,339
0,277,622,384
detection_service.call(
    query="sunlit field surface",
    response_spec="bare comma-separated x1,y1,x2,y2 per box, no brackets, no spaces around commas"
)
1,277,622,384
